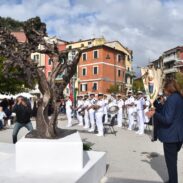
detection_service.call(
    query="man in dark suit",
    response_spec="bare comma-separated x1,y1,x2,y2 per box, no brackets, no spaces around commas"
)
147,80,183,183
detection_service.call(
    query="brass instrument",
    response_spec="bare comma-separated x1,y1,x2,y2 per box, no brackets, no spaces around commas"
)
92,104,100,110
108,105,119,115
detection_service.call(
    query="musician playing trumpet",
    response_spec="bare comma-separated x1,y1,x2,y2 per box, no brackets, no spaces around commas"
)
125,91,135,131
82,95,90,129
117,94,124,128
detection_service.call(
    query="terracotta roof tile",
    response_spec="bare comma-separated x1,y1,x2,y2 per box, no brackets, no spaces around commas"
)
11,32,27,43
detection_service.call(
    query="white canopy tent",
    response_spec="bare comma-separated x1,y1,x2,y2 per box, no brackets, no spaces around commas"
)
15,92,35,99
0,94,14,100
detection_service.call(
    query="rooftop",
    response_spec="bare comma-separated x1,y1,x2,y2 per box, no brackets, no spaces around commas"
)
11,31,27,43
164,46,183,55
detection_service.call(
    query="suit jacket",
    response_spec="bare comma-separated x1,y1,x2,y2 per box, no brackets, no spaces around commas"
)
154,92,183,143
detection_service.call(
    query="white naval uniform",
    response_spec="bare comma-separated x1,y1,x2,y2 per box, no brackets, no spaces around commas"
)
117,99,124,127
123,99,128,120
83,99,90,128
66,99,72,127
103,99,108,123
95,99,105,136
133,99,138,122
144,99,150,123
125,96,135,130
77,99,84,125
136,97,145,134
88,98,96,131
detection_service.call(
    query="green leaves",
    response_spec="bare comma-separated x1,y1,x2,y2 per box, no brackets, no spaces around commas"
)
175,72,183,89
83,143,92,151
0,57,26,94
0,17,23,31
107,84,120,94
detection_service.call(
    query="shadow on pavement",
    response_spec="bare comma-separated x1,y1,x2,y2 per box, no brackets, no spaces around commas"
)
141,152,168,182
104,177,162,183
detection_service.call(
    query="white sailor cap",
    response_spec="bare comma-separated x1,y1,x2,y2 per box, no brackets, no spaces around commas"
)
137,91,143,94
98,93,103,97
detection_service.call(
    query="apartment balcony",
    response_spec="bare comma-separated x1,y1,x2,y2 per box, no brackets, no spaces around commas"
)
163,55,179,63
163,67,178,74
125,70,135,77
125,83,132,87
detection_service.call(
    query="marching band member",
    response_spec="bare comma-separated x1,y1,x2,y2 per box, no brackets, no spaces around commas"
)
125,91,135,131
133,94,138,126
111,93,117,105
117,94,124,128
94,93,105,136
135,91,145,135
123,96,128,122
144,95,150,124
88,93,96,132
83,95,90,129
65,96,73,127
76,95,84,126
103,94,109,124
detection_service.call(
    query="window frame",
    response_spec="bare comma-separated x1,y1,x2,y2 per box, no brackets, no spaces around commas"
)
92,82,98,91
33,54,39,61
93,66,99,75
48,58,52,65
93,50,99,59
82,52,87,61
81,83,88,92
82,67,87,76
118,69,121,77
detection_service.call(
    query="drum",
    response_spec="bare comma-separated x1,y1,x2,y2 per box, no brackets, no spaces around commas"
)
108,105,119,115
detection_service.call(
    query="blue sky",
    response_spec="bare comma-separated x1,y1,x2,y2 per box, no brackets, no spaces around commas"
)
0,0,183,69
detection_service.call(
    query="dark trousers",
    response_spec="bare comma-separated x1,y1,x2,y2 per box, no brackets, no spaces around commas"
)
163,142,182,183
0,120,3,129
12,122,33,144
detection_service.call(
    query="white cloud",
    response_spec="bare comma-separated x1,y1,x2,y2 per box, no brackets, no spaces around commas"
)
1,0,183,69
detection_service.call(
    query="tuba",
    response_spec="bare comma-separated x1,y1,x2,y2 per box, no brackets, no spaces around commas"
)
108,105,119,115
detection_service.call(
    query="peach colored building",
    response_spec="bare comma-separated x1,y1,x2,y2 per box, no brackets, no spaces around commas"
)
78,45,126,94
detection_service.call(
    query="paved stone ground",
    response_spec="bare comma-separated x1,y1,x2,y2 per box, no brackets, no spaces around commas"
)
0,115,183,183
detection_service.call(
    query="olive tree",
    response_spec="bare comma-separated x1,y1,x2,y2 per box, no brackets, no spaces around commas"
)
0,17,81,138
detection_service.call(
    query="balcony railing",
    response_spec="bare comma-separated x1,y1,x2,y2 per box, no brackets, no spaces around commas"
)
163,55,178,63
125,70,135,77
163,67,178,74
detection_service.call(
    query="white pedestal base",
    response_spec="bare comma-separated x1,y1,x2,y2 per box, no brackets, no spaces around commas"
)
0,132,106,183
16,132,83,173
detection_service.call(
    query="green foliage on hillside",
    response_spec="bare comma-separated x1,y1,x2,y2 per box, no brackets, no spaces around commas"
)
0,16,23,31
